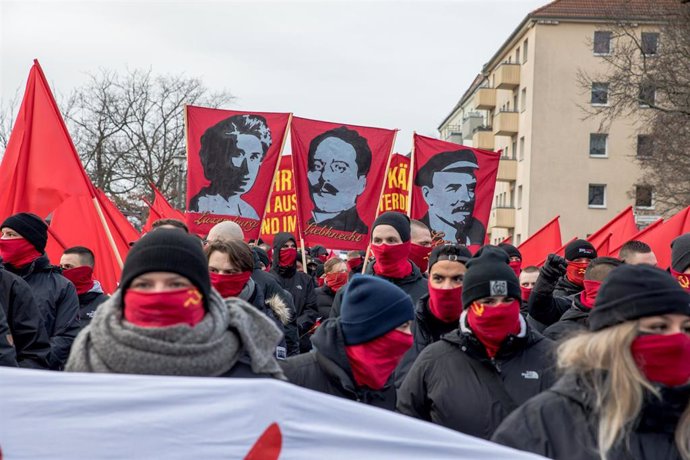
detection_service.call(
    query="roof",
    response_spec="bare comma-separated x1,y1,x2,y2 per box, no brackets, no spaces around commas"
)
437,73,485,130
531,0,679,21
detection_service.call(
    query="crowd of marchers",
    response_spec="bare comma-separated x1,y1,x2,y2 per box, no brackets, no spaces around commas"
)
2,210,690,460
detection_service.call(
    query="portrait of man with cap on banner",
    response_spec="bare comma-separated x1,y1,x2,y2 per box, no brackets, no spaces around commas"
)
415,149,485,245
189,114,272,220
306,126,370,234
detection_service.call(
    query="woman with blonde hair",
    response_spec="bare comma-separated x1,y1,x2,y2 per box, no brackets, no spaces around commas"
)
492,264,690,459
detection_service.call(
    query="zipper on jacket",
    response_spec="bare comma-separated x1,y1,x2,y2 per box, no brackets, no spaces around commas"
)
490,357,502,373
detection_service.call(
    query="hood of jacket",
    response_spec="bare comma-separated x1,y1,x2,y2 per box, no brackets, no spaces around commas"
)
271,232,297,277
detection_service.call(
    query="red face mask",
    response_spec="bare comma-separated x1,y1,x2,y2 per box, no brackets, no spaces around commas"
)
210,271,251,298
317,254,328,263
278,247,298,267
345,329,413,390
325,272,348,292
579,279,602,309
631,333,690,387
428,284,463,323
509,260,522,278
124,287,205,328
371,241,412,279
566,260,589,287
63,266,95,295
520,286,532,302
409,243,432,272
0,238,42,268
671,269,690,293
468,300,521,358
347,257,363,271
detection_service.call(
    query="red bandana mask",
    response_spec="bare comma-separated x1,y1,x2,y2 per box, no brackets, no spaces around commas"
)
0,238,42,268
345,329,413,390
671,268,690,293
409,243,432,272
428,284,463,323
566,261,589,287
325,272,348,292
317,254,328,263
371,241,412,279
62,266,95,295
520,286,532,302
347,257,363,271
210,271,251,298
579,279,602,309
468,300,521,358
632,333,690,387
508,260,522,278
124,287,205,328
278,247,298,267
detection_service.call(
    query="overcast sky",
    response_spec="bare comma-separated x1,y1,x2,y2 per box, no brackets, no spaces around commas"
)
1,0,545,154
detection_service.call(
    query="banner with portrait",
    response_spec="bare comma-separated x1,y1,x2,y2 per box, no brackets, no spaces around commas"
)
260,155,298,246
291,117,396,250
378,153,410,214
410,134,499,250
185,105,291,239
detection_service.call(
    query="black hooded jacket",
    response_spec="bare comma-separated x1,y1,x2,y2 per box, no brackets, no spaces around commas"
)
315,284,337,319
280,318,398,410
0,305,17,367
397,315,556,439
77,289,109,330
542,294,590,341
492,373,688,460
528,269,575,330
553,275,583,298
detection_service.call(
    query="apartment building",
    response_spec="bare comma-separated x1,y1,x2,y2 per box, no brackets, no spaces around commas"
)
438,0,667,245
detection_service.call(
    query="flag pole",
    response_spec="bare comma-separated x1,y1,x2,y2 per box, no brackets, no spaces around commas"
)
300,237,309,274
91,196,124,268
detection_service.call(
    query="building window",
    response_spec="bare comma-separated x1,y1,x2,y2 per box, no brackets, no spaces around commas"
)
519,136,525,161
517,185,523,209
591,83,609,105
504,144,510,159
589,133,608,157
637,135,653,158
593,31,612,55
588,184,607,208
635,185,654,208
641,32,659,56
516,234,521,245
515,47,521,64
523,39,528,63
520,88,527,112
639,84,656,107
512,140,517,159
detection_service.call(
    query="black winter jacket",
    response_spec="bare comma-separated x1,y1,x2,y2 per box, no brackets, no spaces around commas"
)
553,276,583,298
543,295,590,341
315,285,336,319
244,280,290,360
280,318,398,410
6,255,80,369
0,267,51,369
0,305,17,367
329,262,428,318
397,313,557,439
528,269,574,330
492,373,688,460
77,287,109,330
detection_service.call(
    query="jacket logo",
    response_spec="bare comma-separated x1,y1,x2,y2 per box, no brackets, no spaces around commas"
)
184,289,202,308
521,370,539,380
296,285,303,290
490,280,507,296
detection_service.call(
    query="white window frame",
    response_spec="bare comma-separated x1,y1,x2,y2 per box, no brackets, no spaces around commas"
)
588,184,607,209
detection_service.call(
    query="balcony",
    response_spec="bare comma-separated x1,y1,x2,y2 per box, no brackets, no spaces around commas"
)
442,124,463,144
473,87,496,110
494,63,521,90
493,111,519,136
497,158,517,181
472,127,494,150
462,112,484,140
489,207,516,229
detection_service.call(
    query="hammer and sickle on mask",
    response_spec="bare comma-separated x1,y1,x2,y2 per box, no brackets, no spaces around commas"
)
472,302,485,317
184,289,202,308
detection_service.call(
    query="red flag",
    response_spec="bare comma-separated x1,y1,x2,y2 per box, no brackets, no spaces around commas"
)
260,155,298,246
185,106,291,239
594,233,612,257
142,184,186,233
587,206,638,251
409,134,499,252
501,236,512,245
378,154,410,214
538,237,578,266
95,188,140,253
291,116,396,250
517,216,562,267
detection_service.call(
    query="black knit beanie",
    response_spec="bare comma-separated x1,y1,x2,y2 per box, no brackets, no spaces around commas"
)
1,213,48,253
371,211,411,242
671,233,690,272
589,264,690,331
461,245,521,309
428,244,471,271
120,229,211,307
498,243,522,260
340,275,414,345
565,239,597,261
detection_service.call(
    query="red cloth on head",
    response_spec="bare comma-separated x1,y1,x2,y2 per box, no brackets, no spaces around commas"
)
671,268,690,293
371,242,412,279
278,247,298,267
345,329,413,390
409,243,432,272
0,238,42,268
508,260,522,278
579,279,602,309
520,286,532,302
632,333,690,387
566,260,589,287
467,300,521,358
62,266,95,295
210,271,251,298
325,272,348,292
124,287,205,328
428,284,463,323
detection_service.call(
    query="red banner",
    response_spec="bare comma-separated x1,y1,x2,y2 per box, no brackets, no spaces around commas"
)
291,117,396,250
185,105,290,239
260,155,298,246
378,154,410,214
409,134,499,250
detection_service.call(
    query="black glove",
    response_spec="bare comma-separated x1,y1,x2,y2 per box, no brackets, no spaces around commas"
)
540,254,567,282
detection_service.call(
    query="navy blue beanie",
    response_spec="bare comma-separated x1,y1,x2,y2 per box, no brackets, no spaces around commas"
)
340,274,414,345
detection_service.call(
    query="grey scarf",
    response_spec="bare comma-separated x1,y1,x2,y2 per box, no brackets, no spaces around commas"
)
66,289,285,379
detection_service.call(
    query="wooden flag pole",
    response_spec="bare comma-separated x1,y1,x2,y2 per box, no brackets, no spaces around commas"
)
406,132,416,216
300,237,309,274
91,196,124,268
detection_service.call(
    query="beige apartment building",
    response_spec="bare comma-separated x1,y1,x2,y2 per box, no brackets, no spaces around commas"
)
438,0,664,245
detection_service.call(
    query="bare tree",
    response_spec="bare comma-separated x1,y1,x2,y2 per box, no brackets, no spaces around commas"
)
0,90,21,153
578,2,690,214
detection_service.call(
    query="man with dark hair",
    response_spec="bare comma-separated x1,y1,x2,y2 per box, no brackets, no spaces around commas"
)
189,114,272,219
415,149,485,244
306,126,371,233
619,240,657,266
519,265,540,308
409,219,433,273
60,246,109,330
151,218,189,234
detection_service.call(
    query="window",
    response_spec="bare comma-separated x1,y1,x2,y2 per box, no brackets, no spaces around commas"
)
520,88,527,112
637,135,653,158
517,185,523,209
593,31,612,55
639,84,656,107
519,136,525,160
512,140,517,159
635,185,654,208
641,32,659,56
523,39,528,63
588,184,607,208
591,83,609,105
504,144,510,159
515,47,521,64
589,133,608,157
516,234,522,246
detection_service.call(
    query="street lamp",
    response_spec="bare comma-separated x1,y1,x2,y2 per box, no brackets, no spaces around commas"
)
172,154,187,210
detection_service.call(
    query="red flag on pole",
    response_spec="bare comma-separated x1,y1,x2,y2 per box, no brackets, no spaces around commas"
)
517,216,562,267
594,233,612,257
94,188,140,253
378,154,410,214
586,206,638,251
260,155,298,246
538,237,578,266
142,184,186,233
